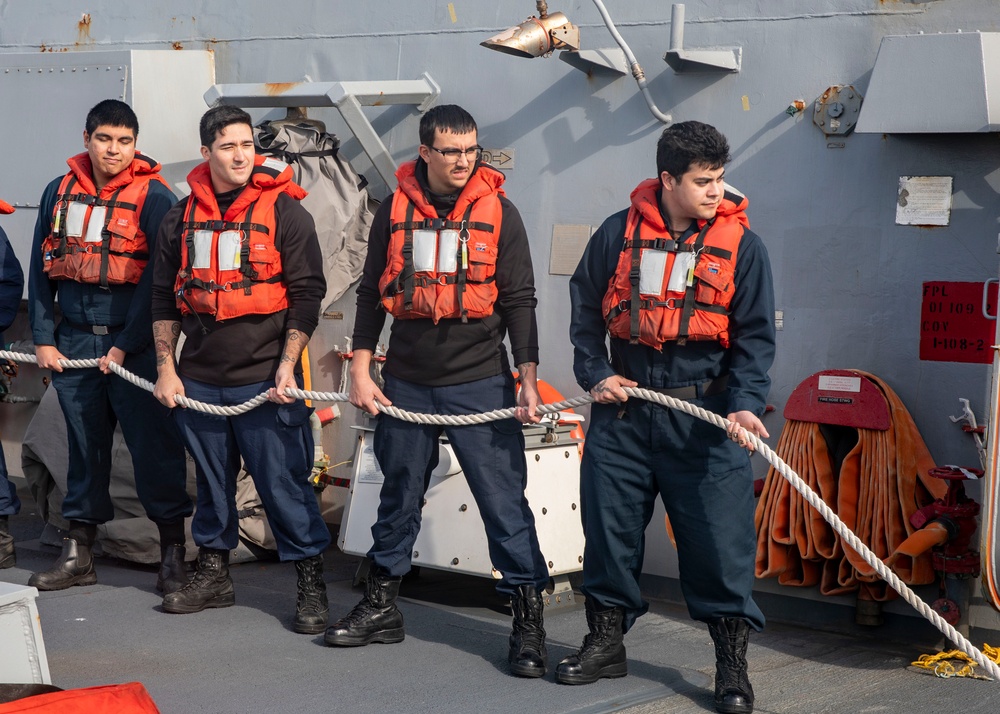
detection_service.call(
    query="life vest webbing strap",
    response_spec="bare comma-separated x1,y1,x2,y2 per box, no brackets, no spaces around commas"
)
383,273,495,295
52,176,78,259
181,273,284,294
182,219,270,235
181,199,199,278
59,245,148,260
628,215,643,344
399,202,417,311
237,202,260,292
676,219,714,345
55,192,139,213
390,218,495,234
624,238,695,253
456,204,474,323
99,187,125,289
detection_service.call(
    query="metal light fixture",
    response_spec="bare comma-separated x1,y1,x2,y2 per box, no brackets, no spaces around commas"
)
481,0,671,124
480,7,579,58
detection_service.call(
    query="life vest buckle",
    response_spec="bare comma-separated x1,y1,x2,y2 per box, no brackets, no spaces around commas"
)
424,218,446,231
617,300,630,314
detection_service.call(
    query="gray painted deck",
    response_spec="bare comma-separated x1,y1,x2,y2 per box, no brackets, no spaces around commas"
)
1,481,995,714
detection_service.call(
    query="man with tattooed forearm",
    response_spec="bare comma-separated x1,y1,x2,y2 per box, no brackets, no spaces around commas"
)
148,105,331,635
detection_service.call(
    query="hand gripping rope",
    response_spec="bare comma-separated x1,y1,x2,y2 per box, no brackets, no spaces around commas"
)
2,349,998,681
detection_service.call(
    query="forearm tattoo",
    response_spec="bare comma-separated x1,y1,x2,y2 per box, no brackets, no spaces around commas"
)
153,321,180,369
280,329,309,365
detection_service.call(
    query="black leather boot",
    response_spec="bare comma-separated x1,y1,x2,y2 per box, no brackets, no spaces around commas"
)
155,521,188,594
707,618,754,714
324,569,404,646
28,522,98,591
0,516,14,569
156,544,189,594
293,554,329,634
162,549,235,614
509,584,548,678
555,599,628,685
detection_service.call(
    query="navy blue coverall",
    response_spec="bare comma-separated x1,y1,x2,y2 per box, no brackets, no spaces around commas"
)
28,174,192,527
0,224,23,518
569,199,775,633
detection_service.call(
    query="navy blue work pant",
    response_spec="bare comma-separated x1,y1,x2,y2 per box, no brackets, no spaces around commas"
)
50,325,191,525
580,393,765,633
173,377,331,561
0,447,19,516
369,373,549,595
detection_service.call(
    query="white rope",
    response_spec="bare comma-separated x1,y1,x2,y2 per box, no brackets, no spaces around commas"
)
2,349,997,679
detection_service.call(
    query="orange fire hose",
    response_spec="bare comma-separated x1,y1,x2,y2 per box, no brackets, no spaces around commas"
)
754,372,948,601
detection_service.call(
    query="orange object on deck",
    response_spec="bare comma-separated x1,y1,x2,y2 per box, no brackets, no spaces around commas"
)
0,682,160,713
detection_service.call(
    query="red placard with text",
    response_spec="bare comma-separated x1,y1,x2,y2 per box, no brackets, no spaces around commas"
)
919,281,997,363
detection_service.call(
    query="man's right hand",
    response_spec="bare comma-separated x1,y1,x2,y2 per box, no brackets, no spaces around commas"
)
590,374,638,404
35,345,67,373
153,373,185,409
349,369,391,416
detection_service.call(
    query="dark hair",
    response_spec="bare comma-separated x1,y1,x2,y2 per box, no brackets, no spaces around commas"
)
200,105,253,148
656,121,731,179
419,104,477,147
85,99,139,137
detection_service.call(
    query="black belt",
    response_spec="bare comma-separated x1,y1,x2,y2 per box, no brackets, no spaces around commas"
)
62,319,125,336
651,374,729,400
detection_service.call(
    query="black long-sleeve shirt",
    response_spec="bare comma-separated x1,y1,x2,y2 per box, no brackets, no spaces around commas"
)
570,204,776,417
353,160,539,386
151,188,326,386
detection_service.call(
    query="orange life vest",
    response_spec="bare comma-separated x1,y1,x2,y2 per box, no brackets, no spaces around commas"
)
379,161,503,323
602,178,748,349
174,155,306,321
41,152,166,288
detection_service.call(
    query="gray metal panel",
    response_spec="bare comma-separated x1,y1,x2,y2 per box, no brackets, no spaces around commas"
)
856,32,1000,133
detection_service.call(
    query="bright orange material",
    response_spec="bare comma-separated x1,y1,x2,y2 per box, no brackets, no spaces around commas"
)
0,682,160,713
175,155,306,321
41,152,166,286
602,178,747,350
379,161,503,323
754,371,948,601
0,199,13,214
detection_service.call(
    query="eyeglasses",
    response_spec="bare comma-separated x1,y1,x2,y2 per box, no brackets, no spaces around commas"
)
426,145,483,163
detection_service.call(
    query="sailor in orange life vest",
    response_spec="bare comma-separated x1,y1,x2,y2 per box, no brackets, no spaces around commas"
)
149,105,331,634
564,121,775,714
27,100,193,594
326,104,551,678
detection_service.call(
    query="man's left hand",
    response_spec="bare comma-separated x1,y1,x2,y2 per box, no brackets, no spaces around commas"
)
98,346,126,375
268,363,297,404
726,410,769,453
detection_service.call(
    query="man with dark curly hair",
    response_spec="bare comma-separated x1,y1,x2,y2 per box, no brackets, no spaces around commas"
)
563,121,776,714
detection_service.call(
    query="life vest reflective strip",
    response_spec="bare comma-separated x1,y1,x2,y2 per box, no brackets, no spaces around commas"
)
174,157,297,321
41,152,162,288
379,161,502,324
602,179,746,350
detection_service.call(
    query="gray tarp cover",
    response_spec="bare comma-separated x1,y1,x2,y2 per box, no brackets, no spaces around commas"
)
255,120,373,310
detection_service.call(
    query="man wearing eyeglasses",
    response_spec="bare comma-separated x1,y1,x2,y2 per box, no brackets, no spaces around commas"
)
327,104,550,679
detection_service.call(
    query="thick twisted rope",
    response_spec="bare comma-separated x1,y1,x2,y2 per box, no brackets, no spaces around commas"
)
1,349,997,678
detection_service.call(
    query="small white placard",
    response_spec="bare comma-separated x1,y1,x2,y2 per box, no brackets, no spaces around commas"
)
817,375,862,393
896,176,953,226
356,445,384,484
549,224,593,276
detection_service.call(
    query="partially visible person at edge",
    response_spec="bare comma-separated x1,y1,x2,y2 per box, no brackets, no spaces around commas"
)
27,100,193,594
150,104,331,634
325,104,551,678
0,199,24,570
563,120,775,714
